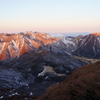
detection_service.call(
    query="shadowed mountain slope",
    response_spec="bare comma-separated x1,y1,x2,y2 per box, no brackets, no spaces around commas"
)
37,61,100,100
73,33,100,58
0,50,94,98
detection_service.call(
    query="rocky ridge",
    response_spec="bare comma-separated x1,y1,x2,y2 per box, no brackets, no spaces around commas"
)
73,33,100,58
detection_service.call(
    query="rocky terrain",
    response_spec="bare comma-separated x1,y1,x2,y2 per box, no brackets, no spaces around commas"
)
73,33,100,58
0,32,100,99
0,32,100,60
0,50,95,99
0,32,59,61
37,61,100,100
0,32,76,61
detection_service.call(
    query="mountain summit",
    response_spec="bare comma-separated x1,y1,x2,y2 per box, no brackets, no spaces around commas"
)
92,33,100,36
73,33,100,58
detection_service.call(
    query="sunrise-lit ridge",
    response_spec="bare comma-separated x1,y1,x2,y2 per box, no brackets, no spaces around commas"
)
0,32,59,61
91,33,100,36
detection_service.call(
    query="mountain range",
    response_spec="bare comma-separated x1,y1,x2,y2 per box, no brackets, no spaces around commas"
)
0,32,100,99
73,33,100,58
0,32,100,61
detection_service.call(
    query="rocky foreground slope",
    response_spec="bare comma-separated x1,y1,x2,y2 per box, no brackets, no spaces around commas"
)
0,50,93,98
37,61,100,100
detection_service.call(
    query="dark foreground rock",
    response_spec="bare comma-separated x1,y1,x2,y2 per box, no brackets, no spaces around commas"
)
0,51,93,99
37,61,100,100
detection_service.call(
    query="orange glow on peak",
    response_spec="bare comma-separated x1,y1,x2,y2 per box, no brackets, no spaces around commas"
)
91,33,100,36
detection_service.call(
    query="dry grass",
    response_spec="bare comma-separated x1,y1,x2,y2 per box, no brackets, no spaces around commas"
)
71,55,100,63
37,61,100,100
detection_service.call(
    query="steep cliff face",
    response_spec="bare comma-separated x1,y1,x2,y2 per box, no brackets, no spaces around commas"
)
37,61,100,100
0,50,93,98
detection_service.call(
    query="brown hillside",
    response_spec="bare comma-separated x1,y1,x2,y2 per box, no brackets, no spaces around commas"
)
37,61,100,100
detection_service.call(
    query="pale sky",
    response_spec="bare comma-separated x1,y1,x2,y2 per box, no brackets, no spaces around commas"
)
0,0,100,35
